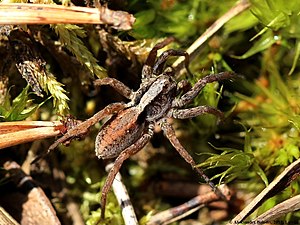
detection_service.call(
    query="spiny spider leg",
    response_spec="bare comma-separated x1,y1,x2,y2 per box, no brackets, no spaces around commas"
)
31,103,126,164
169,106,224,120
176,80,192,95
173,72,235,108
159,118,226,200
153,49,191,76
100,127,153,219
142,37,175,79
94,77,133,100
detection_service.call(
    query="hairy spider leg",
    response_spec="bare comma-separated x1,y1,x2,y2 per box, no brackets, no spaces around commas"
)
94,77,134,100
142,37,175,79
152,49,191,76
31,103,126,164
169,106,224,121
100,125,154,219
173,71,235,108
159,119,226,200
175,80,192,95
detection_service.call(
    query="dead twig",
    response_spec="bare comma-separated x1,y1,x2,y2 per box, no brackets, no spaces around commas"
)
0,121,64,149
153,180,216,198
2,161,61,225
228,157,300,225
147,184,231,225
0,207,20,225
105,162,138,225
246,194,300,225
0,3,135,30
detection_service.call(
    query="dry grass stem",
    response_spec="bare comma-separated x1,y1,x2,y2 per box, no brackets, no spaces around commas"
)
105,163,138,225
172,0,250,74
0,121,63,149
0,3,135,30
228,157,300,224
147,184,231,225
246,195,300,225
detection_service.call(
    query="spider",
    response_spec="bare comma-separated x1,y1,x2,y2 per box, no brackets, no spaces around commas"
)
37,37,234,219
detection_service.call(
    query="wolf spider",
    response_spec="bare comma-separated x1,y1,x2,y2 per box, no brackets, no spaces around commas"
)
40,37,234,218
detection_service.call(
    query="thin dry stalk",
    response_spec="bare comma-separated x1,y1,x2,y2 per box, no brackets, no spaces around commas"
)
147,184,230,225
172,0,250,74
246,195,300,225
0,121,63,149
0,207,20,225
0,3,135,30
105,163,138,225
227,157,300,224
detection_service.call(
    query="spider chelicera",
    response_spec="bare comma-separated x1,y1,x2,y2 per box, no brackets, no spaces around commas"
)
37,37,234,218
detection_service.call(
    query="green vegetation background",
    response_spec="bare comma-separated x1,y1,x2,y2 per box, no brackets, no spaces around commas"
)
1,0,300,224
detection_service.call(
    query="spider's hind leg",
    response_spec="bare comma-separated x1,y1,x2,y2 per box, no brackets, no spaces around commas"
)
31,102,126,164
159,119,227,200
100,126,153,218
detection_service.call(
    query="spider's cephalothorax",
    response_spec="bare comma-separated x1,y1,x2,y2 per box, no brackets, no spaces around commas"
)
40,37,235,218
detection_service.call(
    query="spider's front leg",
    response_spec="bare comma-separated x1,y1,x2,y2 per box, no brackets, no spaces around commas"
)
142,37,175,79
32,103,126,164
100,125,154,219
168,105,224,121
173,71,236,108
152,49,191,76
159,119,227,200
94,77,133,100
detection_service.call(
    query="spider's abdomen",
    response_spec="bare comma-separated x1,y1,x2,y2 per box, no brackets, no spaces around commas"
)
95,107,145,159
